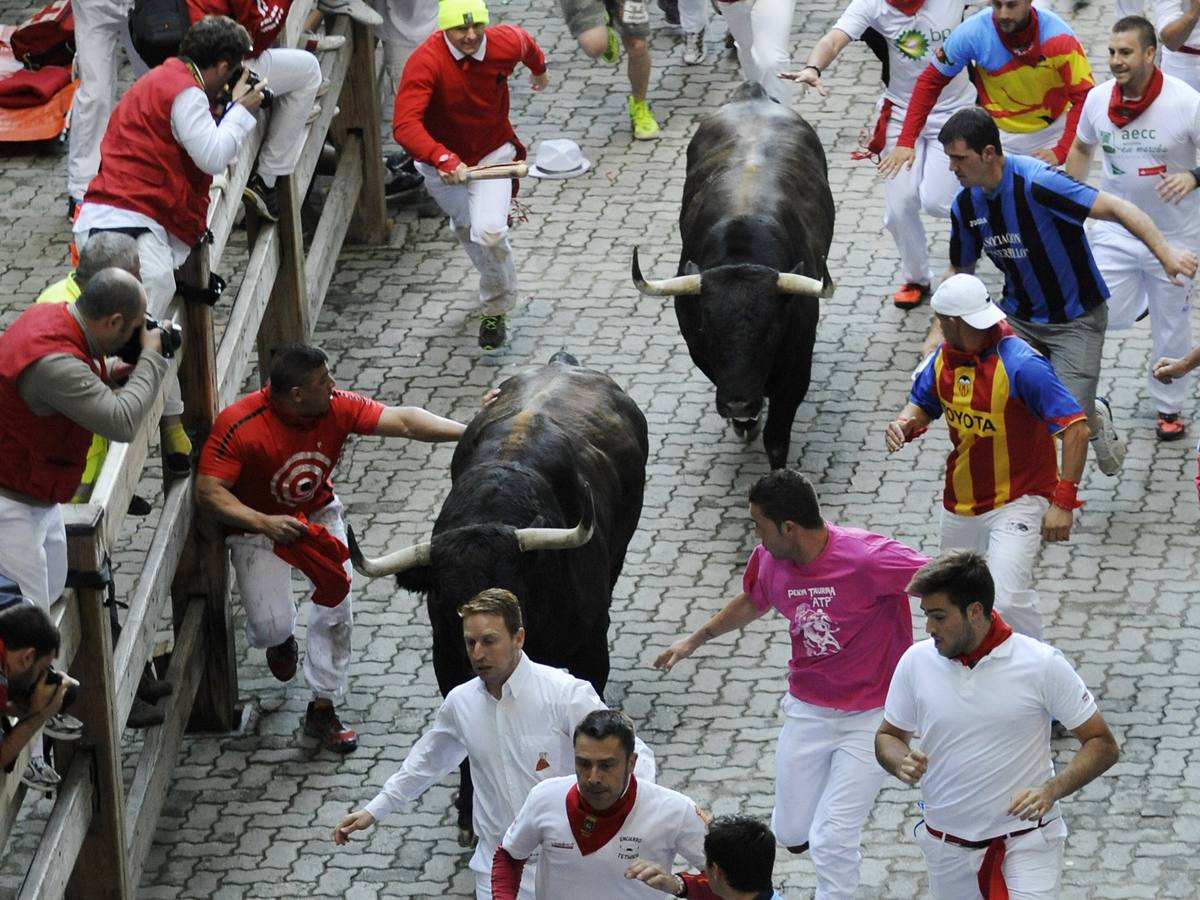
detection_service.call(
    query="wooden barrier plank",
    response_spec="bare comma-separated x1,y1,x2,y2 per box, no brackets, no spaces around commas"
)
216,224,281,407
111,478,194,728
124,599,205,889
330,21,387,245
305,133,364,322
16,753,95,900
293,16,352,193
256,174,310,369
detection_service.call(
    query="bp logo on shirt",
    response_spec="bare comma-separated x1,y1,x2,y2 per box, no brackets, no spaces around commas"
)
895,29,928,60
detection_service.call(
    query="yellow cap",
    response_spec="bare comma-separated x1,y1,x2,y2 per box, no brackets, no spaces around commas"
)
437,0,489,30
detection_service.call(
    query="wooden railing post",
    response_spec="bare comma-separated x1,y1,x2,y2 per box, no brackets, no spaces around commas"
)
330,21,388,245
63,526,130,898
255,177,310,373
172,252,238,732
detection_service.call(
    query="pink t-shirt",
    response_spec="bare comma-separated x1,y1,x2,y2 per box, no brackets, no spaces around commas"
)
743,524,928,711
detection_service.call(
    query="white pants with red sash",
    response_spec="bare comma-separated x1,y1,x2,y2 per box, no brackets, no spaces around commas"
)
916,816,1066,899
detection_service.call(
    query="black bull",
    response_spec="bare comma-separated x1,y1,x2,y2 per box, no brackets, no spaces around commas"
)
633,82,835,470
348,353,648,841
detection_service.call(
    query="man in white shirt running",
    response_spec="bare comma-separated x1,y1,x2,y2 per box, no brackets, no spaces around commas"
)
492,709,705,900
332,588,655,899
875,551,1119,899
1066,15,1200,443
786,0,972,309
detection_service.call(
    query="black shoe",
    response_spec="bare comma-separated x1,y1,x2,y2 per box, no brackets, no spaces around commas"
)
384,150,415,174
266,635,299,682
478,314,507,350
303,701,358,753
138,667,174,702
385,168,424,199
165,452,192,477
657,0,680,24
243,174,280,222
127,494,153,516
127,696,165,729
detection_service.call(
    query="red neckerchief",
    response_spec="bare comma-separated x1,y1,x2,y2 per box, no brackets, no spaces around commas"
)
885,0,924,15
995,7,1040,63
954,611,1014,668
939,321,1012,368
1108,66,1164,127
565,773,637,856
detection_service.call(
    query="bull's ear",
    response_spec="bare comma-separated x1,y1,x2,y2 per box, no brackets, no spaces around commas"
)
684,260,700,276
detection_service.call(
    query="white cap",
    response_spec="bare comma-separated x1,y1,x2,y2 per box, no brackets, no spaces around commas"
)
931,274,1006,329
528,139,591,179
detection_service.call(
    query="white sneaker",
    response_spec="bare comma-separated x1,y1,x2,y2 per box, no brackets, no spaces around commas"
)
22,757,61,792
1090,396,1126,476
682,29,706,65
302,32,347,52
317,0,383,27
306,102,323,125
44,711,83,741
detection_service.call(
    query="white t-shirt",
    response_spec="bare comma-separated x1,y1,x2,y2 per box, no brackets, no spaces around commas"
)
1156,0,1200,79
883,633,1098,841
834,0,975,117
1076,74,1200,242
500,775,707,900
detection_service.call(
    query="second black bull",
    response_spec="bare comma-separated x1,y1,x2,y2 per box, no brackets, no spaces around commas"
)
348,353,648,841
634,82,835,470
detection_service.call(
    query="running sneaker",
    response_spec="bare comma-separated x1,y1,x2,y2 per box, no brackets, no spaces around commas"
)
682,29,706,64
1156,412,1187,442
243,173,280,222
602,24,620,64
892,282,930,310
1090,396,1126,476
266,635,299,682
657,0,680,24
21,758,61,792
479,314,507,350
316,0,383,27
44,711,83,741
628,96,661,140
302,32,346,52
303,701,359,753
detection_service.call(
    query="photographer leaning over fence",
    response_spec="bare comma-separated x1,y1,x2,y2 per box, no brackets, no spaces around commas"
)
0,604,78,773
73,15,270,476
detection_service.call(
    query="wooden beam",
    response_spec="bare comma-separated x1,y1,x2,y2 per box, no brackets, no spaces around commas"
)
17,753,95,900
216,224,281,407
64,582,130,898
124,600,205,889
305,133,363,321
256,173,310,371
293,15,352,193
111,479,194,727
329,20,388,244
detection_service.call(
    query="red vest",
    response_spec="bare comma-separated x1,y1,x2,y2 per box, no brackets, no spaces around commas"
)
0,304,105,503
84,58,213,246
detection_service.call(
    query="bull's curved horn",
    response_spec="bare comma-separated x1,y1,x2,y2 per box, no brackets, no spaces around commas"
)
776,272,825,296
346,524,432,577
515,482,595,552
632,246,702,297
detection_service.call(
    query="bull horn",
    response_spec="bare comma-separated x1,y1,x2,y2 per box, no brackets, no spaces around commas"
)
776,272,825,296
515,482,595,552
632,246,702,297
346,524,432,577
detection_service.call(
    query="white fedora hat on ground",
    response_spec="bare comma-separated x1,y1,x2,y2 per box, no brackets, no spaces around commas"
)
528,139,591,179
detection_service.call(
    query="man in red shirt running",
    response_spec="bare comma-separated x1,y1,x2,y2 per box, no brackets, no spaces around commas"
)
196,344,467,752
392,0,548,351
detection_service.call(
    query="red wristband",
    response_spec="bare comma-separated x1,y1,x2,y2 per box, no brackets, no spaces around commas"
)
1051,479,1083,510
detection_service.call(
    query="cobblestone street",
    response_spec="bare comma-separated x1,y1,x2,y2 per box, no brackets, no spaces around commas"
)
1,0,1199,896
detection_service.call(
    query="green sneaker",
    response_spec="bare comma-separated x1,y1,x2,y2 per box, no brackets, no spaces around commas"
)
628,96,660,140
602,24,620,63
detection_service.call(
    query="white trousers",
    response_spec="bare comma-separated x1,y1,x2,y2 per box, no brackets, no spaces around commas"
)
916,817,1067,900
0,496,67,610
67,0,146,199
1001,117,1065,157
721,0,794,105
374,0,437,102
226,497,353,701
474,866,536,899
249,48,323,179
417,143,518,316
772,694,886,900
679,0,709,33
1163,51,1200,94
881,107,958,286
1091,225,1195,415
939,495,1048,640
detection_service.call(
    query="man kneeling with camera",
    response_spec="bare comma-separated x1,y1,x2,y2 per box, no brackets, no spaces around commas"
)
0,598,79,780
0,268,173,788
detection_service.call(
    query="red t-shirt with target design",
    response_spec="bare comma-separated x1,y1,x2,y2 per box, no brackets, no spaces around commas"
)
198,387,384,516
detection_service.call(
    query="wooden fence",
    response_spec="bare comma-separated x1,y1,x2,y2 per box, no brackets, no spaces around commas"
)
0,3,387,895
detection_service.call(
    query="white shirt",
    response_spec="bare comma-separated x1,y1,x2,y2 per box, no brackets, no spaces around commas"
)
75,89,257,264
364,653,657,877
833,0,974,119
1076,74,1200,242
500,775,707,900
883,633,1098,841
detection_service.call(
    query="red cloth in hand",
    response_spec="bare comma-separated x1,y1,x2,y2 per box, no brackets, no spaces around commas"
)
271,514,351,607
491,847,528,900
0,65,71,109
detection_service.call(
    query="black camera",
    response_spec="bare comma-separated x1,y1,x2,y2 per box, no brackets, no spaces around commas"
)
42,667,78,710
117,315,183,365
219,66,274,110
